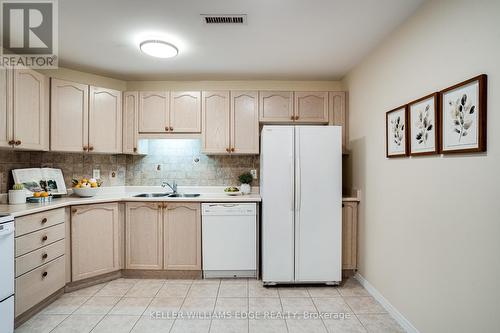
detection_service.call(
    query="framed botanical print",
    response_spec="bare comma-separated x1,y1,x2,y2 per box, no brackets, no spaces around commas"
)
386,106,408,157
408,93,439,156
440,74,487,153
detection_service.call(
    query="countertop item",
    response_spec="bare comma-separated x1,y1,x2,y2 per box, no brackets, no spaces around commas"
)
0,186,262,218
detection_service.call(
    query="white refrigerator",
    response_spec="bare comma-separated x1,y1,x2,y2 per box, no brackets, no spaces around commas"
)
261,126,342,284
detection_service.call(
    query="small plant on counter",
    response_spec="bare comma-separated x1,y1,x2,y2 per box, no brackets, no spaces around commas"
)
238,172,253,195
12,183,24,191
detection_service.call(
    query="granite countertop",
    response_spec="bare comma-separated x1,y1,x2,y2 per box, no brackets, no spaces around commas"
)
0,186,360,217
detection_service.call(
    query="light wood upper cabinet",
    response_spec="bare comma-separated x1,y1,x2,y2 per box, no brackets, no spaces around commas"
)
89,87,122,153
294,92,329,123
329,91,348,152
139,91,169,133
259,91,294,122
231,91,259,154
71,203,120,281
342,201,358,270
0,67,11,148
125,202,163,270
164,203,201,270
12,69,48,150
202,91,230,154
170,91,201,133
123,91,139,154
50,79,89,152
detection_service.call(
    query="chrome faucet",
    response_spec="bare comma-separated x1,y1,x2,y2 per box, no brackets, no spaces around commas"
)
161,180,177,194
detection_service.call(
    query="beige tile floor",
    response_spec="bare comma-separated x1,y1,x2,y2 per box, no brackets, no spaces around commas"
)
15,277,405,333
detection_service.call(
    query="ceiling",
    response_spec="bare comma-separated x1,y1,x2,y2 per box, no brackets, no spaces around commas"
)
58,0,424,81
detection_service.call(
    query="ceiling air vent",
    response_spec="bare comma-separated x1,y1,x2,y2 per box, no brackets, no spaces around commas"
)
201,14,247,24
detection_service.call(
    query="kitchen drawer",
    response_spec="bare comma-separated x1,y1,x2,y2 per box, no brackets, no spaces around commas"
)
15,223,65,257
15,255,65,317
15,239,65,277
15,208,65,237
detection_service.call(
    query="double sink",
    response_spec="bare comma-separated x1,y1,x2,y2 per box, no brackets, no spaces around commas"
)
133,193,200,198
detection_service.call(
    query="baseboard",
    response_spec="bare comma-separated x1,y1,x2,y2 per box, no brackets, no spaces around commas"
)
354,273,419,333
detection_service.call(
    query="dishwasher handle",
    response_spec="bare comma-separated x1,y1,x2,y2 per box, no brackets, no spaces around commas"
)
0,224,14,237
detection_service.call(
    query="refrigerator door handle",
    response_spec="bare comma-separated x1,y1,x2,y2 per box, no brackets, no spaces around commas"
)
289,158,294,211
296,134,301,212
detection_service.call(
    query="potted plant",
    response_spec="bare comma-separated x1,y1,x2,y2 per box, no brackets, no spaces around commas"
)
9,183,26,204
238,172,253,195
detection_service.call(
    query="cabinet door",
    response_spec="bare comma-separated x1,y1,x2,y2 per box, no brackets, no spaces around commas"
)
0,67,12,148
201,91,230,154
123,91,138,154
125,202,163,270
342,202,358,270
89,86,122,153
294,92,329,123
12,69,48,150
259,91,294,123
170,91,201,133
329,91,348,153
71,203,120,281
164,203,201,270
231,91,259,154
50,79,89,152
139,91,169,133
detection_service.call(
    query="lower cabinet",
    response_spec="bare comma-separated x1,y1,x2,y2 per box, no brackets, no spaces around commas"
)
164,203,201,270
125,202,163,270
342,201,359,270
71,203,121,281
125,202,201,271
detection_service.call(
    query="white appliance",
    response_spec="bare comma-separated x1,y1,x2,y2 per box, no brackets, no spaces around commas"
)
261,126,342,284
202,203,257,278
0,213,15,333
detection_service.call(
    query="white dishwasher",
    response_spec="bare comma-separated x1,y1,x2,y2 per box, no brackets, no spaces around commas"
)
202,203,257,278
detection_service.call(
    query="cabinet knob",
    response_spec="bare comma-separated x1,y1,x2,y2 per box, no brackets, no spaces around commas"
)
41,218,47,224
83,146,88,152
42,271,48,278
133,147,137,153
290,116,294,120
41,235,48,242
226,148,230,152
88,146,94,151
42,253,48,260
342,204,345,207
8,140,15,145
165,126,169,131
295,116,299,120
72,209,77,213
169,126,174,131
15,140,21,146
231,147,235,152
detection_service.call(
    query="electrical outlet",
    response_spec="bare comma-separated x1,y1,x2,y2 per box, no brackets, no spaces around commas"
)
250,169,258,180
92,169,100,179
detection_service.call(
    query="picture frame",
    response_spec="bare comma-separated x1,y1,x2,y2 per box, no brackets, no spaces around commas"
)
408,92,439,156
386,105,408,158
439,74,487,154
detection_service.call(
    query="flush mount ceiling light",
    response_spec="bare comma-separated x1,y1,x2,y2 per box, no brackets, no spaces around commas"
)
140,40,178,58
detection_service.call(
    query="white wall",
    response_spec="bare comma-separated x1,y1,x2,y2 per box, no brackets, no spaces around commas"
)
343,1,500,332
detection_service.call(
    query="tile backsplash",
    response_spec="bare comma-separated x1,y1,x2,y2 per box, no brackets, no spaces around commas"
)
0,139,259,193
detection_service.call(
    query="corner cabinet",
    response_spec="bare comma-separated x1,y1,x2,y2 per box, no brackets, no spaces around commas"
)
342,201,358,270
89,87,122,153
164,203,201,270
71,203,121,281
125,202,163,270
202,91,259,155
329,91,348,152
0,68,48,150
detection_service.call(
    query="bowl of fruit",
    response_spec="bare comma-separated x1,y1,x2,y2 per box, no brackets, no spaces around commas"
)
72,178,102,197
224,186,241,196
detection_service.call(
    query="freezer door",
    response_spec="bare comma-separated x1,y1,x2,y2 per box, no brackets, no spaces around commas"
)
261,126,295,283
294,126,342,282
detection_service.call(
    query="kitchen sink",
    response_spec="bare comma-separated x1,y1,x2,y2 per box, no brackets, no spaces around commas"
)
133,193,200,198
133,193,170,198
167,193,201,198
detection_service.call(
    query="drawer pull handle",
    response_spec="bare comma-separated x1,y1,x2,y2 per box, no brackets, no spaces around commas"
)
42,235,48,242
42,253,48,260
42,271,48,278
41,218,47,224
